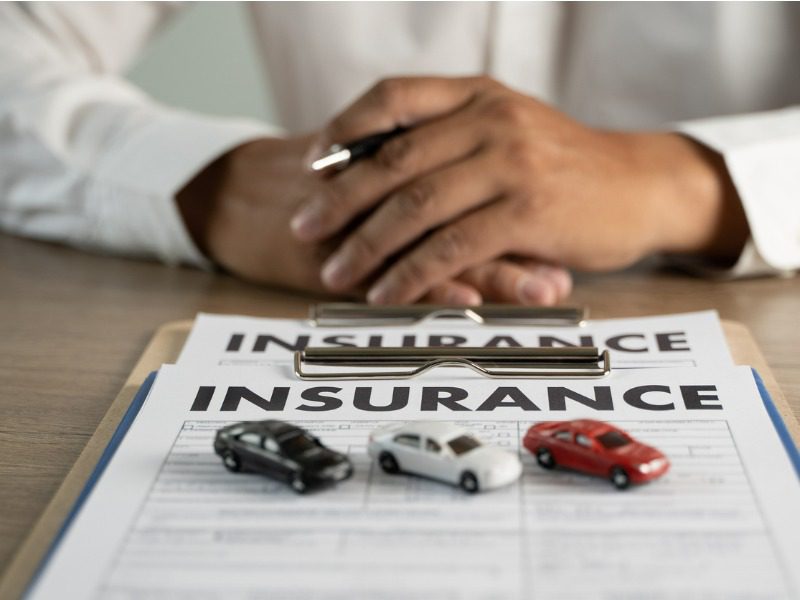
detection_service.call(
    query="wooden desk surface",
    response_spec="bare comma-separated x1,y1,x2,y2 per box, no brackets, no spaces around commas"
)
1,233,798,574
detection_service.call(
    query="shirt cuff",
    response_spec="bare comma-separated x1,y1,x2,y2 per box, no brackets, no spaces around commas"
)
667,239,794,280
674,107,800,278
91,109,282,268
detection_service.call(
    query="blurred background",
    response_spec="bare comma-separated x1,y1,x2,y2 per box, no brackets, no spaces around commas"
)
127,2,277,122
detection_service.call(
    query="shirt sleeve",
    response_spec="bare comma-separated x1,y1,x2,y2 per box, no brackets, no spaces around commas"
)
0,2,279,267
675,107,800,278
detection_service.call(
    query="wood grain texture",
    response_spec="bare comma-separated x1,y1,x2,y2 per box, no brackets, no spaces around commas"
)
1,233,798,587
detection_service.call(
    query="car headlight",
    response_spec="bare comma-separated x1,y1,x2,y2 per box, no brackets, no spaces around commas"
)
323,463,349,479
636,459,666,474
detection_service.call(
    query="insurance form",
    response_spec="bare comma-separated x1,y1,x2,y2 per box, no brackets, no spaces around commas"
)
178,310,734,369
29,365,799,599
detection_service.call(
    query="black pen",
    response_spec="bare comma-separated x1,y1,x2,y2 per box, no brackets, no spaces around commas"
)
310,128,406,172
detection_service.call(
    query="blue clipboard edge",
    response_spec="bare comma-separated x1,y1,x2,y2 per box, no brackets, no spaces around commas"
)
23,367,800,597
23,371,158,599
752,368,800,476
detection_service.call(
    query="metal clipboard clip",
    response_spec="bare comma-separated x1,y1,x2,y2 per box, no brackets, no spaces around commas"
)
308,303,587,327
294,346,611,380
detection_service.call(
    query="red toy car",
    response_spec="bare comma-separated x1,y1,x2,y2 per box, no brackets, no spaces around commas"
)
523,419,669,489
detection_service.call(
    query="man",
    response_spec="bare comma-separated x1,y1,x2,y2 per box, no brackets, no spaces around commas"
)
1,2,798,305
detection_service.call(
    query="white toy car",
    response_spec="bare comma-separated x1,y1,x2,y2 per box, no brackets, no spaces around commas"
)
367,421,522,493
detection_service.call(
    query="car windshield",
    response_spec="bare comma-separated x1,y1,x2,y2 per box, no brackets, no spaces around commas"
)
278,432,319,457
596,430,630,449
447,435,482,456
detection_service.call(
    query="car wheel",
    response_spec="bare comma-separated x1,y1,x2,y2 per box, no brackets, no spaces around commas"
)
610,466,630,490
290,473,307,494
222,450,241,472
378,452,400,474
460,471,479,494
536,448,556,470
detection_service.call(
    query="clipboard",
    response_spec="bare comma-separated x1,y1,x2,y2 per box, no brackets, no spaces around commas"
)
2,312,798,600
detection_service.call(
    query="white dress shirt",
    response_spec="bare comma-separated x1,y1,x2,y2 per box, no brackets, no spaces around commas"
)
1,2,798,276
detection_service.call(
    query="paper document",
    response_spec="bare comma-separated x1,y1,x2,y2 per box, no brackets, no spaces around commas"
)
29,365,799,599
178,310,734,369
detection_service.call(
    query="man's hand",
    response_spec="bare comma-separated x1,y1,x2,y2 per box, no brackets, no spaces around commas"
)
292,76,749,304
176,134,573,304
177,135,336,293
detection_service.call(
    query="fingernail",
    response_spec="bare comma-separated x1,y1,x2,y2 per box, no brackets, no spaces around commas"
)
321,251,352,289
367,280,394,305
290,200,323,240
518,276,554,306
550,268,573,299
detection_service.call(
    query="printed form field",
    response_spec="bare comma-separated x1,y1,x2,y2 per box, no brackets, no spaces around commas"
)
99,420,791,599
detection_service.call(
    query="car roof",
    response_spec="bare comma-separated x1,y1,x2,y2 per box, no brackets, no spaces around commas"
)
568,419,617,436
395,421,469,441
224,420,303,437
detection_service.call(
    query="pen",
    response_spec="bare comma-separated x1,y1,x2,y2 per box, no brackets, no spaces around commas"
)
310,128,406,172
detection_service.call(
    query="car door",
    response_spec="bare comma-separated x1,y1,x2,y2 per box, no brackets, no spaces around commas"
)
419,437,456,483
263,434,295,479
391,433,423,473
234,431,267,472
572,433,604,476
550,429,580,470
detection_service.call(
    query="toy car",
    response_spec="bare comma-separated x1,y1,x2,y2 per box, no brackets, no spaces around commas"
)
214,420,353,493
523,419,669,489
367,421,522,493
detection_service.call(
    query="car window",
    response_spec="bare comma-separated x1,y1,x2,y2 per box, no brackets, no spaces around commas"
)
425,438,441,453
576,434,592,448
264,437,280,453
394,434,420,448
227,425,246,437
238,432,262,448
554,430,572,442
447,435,482,456
596,430,631,449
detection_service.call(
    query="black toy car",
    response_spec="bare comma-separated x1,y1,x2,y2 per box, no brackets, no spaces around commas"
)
214,420,353,493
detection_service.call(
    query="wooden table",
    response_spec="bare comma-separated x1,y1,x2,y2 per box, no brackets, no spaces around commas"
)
1,232,798,576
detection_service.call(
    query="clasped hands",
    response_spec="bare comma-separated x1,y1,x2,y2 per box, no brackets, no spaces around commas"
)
182,76,747,304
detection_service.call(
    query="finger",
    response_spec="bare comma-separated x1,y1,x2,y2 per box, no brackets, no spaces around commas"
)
419,281,483,306
320,152,500,291
514,260,573,302
458,260,572,305
307,76,489,162
291,111,486,242
366,200,516,304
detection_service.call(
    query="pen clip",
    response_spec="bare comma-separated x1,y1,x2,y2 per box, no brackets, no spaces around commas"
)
310,145,351,172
